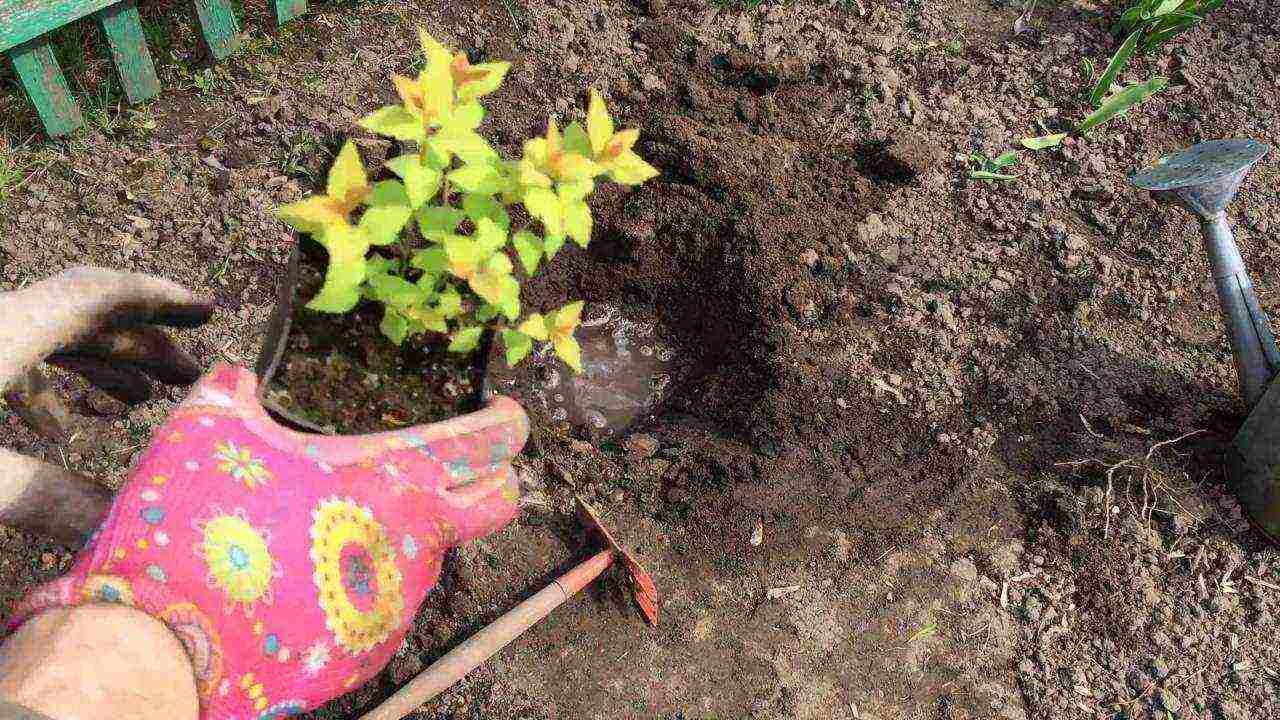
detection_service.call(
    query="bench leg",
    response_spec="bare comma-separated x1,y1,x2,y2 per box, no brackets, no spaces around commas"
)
95,0,160,105
192,0,240,61
272,0,307,26
7,38,83,137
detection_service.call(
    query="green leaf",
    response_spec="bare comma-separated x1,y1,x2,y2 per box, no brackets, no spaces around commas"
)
1077,77,1167,135
411,246,448,274
501,329,533,365
359,180,413,245
563,121,592,157
386,154,442,208
512,230,542,275
437,286,462,317
358,106,422,142
380,306,410,344
436,130,497,165
991,151,1019,169
448,163,505,194
366,270,425,308
1021,133,1068,150
306,226,369,313
544,233,567,259
448,326,484,353
563,199,592,248
462,193,510,231
474,217,508,256
417,206,466,240
476,304,500,322
1091,30,1141,106
522,187,563,237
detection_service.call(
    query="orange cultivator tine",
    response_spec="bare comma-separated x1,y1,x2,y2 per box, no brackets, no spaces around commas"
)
575,495,660,626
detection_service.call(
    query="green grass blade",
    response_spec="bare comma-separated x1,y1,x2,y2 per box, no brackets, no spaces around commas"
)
1092,30,1142,105
1077,77,1167,134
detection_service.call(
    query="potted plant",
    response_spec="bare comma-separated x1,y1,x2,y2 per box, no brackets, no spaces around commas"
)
271,29,658,432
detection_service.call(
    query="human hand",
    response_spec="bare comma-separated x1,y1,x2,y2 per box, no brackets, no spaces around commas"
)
0,266,214,545
8,361,529,719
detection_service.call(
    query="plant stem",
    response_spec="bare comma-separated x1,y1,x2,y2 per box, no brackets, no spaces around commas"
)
473,325,497,408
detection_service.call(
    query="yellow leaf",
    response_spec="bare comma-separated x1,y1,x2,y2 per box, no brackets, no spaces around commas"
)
586,89,614,156
553,334,583,372
419,29,453,76
277,195,345,236
605,151,660,185
549,301,584,338
517,313,549,340
327,141,368,202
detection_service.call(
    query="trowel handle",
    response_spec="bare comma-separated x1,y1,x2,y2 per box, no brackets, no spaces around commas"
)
1202,214,1280,407
358,550,616,720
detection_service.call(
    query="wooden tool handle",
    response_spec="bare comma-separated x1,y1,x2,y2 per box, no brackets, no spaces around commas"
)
358,550,615,720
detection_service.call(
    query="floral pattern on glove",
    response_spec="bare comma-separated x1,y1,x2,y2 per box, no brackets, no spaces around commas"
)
5,363,528,719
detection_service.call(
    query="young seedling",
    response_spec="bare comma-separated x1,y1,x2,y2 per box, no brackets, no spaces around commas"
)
967,151,1020,182
1021,0,1217,150
276,29,659,373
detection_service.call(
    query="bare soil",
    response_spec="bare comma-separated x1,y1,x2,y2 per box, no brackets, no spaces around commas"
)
3,1,1280,719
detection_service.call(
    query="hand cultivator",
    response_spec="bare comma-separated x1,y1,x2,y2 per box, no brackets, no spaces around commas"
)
1128,138,1280,541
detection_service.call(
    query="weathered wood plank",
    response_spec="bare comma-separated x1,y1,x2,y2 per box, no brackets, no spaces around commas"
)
191,0,240,61
7,36,83,136
271,0,307,26
0,0,119,53
95,1,159,104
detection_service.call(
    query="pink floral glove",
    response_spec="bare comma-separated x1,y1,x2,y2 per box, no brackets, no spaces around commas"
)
7,363,528,719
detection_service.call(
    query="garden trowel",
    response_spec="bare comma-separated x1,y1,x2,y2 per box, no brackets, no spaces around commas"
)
1129,138,1280,541
252,244,328,433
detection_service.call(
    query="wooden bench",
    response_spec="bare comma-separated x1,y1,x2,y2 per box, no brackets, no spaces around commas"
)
2,0,307,136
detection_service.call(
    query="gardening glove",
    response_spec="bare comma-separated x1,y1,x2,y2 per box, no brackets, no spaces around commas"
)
0,266,214,544
7,362,529,719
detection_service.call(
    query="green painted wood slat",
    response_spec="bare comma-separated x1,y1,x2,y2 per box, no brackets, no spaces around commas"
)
191,0,240,61
95,0,159,104
7,37,83,136
272,0,307,26
0,0,119,53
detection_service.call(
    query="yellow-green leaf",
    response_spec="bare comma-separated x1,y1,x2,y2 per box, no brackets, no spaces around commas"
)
462,193,510,231
381,306,410,344
1021,133,1068,150
517,313,549,340
443,235,485,278
359,180,413,245
563,199,592,248
449,163,505,194
448,326,483,353
411,247,447,274
550,301,585,336
277,195,344,236
544,233,566,259
564,121,592,157
419,29,453,79
358,106,423,142
553,334,582,372
606,152,659,185
417,206,465,240
474,217,508,256
457,62,510,102
586,89,614,156
385,154,442,207
501,329,533,365
437,130,497,165
512,229,542,275
436,286,462,317
327,141,368,201
523,187,563,237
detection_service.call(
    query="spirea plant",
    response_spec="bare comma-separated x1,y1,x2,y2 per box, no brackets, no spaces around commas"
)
276,29,658,372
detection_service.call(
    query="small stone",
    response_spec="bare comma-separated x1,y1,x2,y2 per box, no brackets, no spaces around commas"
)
749,520,764,546
799,248,820,268
641,73,666,95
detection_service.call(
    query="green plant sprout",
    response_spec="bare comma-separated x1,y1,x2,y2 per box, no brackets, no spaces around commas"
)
276,29,658,372
967,151,1020,182
1021,0,1218,150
